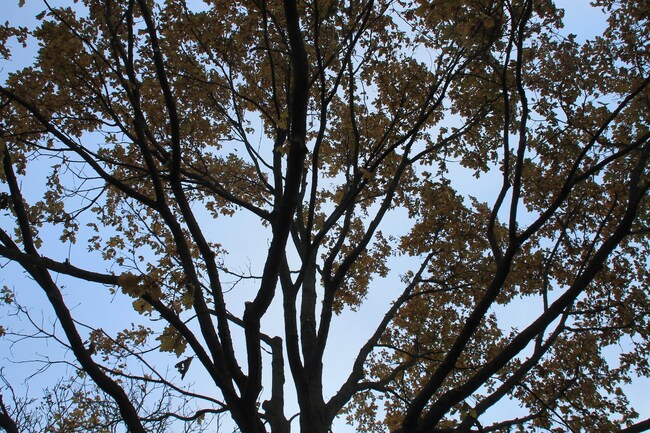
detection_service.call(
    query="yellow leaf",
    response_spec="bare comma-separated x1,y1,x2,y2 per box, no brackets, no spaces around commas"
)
132,298,153,315
278,111,289,129
157,325,187,357
181,286,194,309
143,277,162,300
117,272,145,297
360,167,374,180
482,16,495,30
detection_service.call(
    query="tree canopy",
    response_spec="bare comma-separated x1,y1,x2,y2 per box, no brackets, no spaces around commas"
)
0,0,649,432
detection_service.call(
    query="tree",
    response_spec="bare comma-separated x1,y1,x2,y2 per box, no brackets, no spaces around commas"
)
0,0,648,431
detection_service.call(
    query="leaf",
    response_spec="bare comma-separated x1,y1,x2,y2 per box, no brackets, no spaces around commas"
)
1,286,14,304
157,325,187,357
117,272,144,297
360,167,374,181
132,298,152,315
174,356,193,379
278,111,289,130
